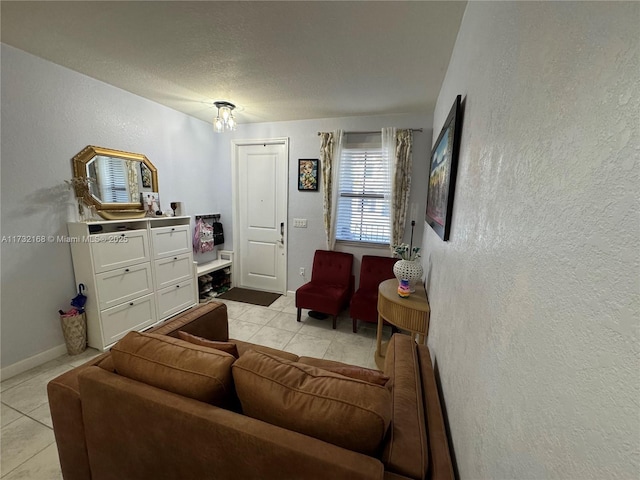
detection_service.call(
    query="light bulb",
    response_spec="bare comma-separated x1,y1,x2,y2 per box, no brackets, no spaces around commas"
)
220,106,231,122
214,117,224,132
227,115,237,131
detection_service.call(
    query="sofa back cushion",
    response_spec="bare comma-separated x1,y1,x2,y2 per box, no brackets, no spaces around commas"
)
298,357,390,386
232,350,391,456
233,339,300,362
177,331,239,358
111,331,235,407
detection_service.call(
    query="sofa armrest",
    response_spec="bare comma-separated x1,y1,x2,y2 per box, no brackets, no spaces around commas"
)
47,353,111,480
148,301,229,341
382,334,429,479
78,367,384,480
416,345,454,480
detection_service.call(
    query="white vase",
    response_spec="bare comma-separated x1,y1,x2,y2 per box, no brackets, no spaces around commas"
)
393,260,424,293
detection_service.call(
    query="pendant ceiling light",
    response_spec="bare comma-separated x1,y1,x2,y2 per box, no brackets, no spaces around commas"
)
213,101,237,133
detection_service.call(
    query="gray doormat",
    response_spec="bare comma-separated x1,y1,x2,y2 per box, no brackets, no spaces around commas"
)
216,288,281,307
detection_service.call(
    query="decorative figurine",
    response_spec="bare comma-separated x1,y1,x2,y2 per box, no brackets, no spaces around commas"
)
398,279,411,298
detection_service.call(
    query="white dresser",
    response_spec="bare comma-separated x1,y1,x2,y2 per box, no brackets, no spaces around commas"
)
68,216,197,351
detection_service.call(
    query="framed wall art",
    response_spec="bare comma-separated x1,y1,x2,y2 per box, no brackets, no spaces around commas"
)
298,159,319,191
426,94,463,241
140,162,152,188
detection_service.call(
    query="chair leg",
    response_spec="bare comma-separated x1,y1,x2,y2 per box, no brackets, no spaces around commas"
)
332,315,337,330
352,318,357,333
297,308,301,322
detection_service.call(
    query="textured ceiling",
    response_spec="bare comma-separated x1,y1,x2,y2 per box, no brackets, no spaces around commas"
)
1,1,466,125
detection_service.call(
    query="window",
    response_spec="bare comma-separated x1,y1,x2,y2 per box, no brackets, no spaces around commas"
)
97,157,129,203
335,135,390,244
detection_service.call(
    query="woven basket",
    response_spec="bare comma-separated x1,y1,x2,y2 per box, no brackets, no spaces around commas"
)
60,312,87,355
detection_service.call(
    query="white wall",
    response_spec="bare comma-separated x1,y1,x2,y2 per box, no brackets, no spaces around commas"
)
422,3,639,479
1,44,432,371
1,44,220,369
216,113,432,292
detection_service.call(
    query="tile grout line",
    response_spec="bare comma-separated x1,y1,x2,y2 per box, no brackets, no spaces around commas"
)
0,439,56,479
23,411,54,431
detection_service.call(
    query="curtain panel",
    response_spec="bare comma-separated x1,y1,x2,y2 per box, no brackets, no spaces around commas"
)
319,131,344,250
127,160,139,202
384,129,413,247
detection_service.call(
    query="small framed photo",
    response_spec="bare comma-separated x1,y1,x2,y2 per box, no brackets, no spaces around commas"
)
141,192,161,215
298,159,319,191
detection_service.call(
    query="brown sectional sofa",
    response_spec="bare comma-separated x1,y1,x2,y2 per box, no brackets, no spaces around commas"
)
48,302,453,480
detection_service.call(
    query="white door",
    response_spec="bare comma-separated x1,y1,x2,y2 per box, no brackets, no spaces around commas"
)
233,139,288,293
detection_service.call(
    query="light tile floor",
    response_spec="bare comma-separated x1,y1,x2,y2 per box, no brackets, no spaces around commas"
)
0,295,391,478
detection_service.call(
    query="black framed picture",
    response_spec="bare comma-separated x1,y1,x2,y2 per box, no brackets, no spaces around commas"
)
140,163,152,188
426,95,463,241
298,159,319,191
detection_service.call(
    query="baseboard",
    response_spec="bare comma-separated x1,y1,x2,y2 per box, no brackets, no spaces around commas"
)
286,290,295,297
1,343,68,381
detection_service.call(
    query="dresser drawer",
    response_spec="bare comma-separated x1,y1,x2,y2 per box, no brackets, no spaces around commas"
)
100,293,156,346
151,225,190,259
154,253,194,289
91,229,149,273
95,263,153,310
156,279,196,320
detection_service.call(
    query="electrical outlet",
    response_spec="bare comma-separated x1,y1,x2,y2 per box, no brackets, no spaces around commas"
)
293,218,307,228
299,267,305,276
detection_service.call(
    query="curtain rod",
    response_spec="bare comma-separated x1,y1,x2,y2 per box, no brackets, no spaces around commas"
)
317,128,422,136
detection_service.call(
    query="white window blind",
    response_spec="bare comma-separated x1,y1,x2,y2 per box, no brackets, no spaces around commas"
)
336,142,390,244
98,158,129,203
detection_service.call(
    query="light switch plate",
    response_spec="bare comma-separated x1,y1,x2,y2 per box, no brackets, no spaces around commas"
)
293,218,307,228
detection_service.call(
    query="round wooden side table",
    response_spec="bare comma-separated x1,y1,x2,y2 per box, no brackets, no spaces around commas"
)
375,279,430,369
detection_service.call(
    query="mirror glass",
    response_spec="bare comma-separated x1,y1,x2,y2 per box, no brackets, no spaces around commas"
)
72,146,158,213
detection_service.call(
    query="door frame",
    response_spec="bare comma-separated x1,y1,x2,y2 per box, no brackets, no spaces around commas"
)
231,137,289,294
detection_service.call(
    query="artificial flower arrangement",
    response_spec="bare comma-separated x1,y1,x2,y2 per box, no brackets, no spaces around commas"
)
392,243,421,261
65,176,95,219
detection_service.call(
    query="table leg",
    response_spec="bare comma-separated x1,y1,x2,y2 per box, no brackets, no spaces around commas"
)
376,314,384,357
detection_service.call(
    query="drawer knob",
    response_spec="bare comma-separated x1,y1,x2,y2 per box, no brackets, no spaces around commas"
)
121,233,126,237
129,302,134,306
176,284,180,288
125,268,130,272
171,228,175,231
174,257,178,260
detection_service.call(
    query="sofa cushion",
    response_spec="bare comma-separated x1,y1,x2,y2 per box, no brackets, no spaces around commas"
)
233,339,299,362
178,331,239,358
232,350,392,456
298,357,390,386
111,331,235,407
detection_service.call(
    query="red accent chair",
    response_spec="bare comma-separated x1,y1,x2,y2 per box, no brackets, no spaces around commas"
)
296,250,354,329
350,255,398,333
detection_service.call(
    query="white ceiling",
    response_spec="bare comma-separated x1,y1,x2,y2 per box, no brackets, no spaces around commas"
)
1,1,466,125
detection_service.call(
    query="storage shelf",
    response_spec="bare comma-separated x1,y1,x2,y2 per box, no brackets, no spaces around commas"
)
196,250,233,304
196,258,232,277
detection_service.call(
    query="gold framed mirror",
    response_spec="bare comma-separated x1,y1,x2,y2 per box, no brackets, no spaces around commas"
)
72,146,158,219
